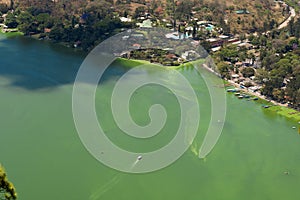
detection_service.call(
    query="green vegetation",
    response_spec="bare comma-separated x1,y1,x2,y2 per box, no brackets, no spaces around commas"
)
258,27,300,109
127,48,184,66
241,67,255,78
0,0,291,50
267,105,300,122
115,57,197,70
112,58,150,69
0,31,23,37
212,19,300,110
1,0,134,51
249,95,299,121
285,0,300,12
0,165,17,200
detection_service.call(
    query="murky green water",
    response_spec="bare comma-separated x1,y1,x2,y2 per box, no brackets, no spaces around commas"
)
1,34,300,200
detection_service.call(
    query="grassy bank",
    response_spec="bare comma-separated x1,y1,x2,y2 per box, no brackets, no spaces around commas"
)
253,97,300,122
112,58,154,68
266,105,300,122
115,58,192,70
0,31,23,37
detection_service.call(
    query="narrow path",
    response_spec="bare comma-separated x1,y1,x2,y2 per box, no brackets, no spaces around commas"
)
201,64,289,107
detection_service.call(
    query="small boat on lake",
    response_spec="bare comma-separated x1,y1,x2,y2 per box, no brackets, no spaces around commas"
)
227,89,236,92
137,155,143,160
227,88,240,93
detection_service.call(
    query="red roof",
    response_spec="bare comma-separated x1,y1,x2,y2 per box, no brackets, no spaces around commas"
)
133,43,141,47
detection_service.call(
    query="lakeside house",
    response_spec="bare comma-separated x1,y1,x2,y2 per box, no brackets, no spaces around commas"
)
206,38,223,47
120,17,132,23
44,28,51,33
181,50,201,61
211,46,221,52
165,32,191,40
237,42,253,50
232,74,240,79
132,43,141,49
136,19,152,28
197,21,217,26
206,37,241,49
219,35,230,40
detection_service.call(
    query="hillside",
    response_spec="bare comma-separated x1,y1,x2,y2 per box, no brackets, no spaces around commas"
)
0,0,290,33
0,0,11,6
114,0,289,33
0,0,295,50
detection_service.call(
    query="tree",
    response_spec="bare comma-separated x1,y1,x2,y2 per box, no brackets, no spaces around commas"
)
272,88,285,102
0,165,17,200
200,40,211,52
217,46,238,62
286,73,300,107
259,35,268,46
36,13,50,24
217,61,231,79
275,58,293,76
17,11,35,35
272,39,287,53
241,67,255,78
134,6,145,18
5,12,18,28
0,3,9,13
49,26,65,41
175,0,194,21
255,68,269,83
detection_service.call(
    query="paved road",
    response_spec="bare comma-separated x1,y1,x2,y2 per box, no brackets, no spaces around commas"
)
278,6,296,29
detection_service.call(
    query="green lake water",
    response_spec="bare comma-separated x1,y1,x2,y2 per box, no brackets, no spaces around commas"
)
1,33,300,200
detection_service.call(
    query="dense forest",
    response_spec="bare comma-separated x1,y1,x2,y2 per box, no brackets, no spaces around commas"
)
258,18,300,108
0,0,135,50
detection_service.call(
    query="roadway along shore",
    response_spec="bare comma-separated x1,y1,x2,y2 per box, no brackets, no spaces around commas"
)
201,64,291,108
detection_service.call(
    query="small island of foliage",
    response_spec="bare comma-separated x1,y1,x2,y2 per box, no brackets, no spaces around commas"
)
0,165,17,200
123,48,185,66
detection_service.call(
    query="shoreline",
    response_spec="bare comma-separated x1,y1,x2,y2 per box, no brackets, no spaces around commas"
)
226,80,300,123
190,62,300,123
117,58,188,70
1,26,299,124
0,29,23,37
117,57,300,123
